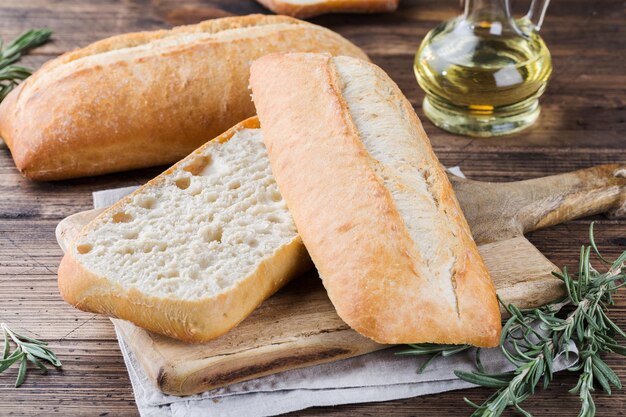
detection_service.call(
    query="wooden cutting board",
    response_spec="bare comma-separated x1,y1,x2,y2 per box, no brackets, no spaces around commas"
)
56,164,625,396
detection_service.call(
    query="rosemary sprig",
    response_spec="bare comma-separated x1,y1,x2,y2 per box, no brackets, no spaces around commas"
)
396,343,476,373
0,323,61,387
0,29,52,102
398,223,626,417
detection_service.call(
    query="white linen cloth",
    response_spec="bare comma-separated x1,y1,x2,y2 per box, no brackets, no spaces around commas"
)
92,168,578,417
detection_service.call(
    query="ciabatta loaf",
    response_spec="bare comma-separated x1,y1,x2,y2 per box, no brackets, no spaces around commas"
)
256,0,399,19
58,118,311,342
250,53,501,347
0,15,367,181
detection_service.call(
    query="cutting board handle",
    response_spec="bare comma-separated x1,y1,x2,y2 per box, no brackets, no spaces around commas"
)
450,164,626,244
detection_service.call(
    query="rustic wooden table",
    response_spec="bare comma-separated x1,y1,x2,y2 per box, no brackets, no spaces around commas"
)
0,0,624,416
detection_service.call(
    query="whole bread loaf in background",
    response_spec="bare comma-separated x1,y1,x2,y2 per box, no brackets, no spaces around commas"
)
256,0,399,19
250,53,501,347
0,15,367,181
58,117,312,342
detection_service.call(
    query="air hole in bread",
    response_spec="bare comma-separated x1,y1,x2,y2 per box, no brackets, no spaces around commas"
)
137,196,156,209
183,155,211,176
77,244,93,254
204,226,223,243
189,186,202,196
215,276,228,289
228,180,241,190
270,191,282,202
112,212,133,223
248,239,259,248
206,192,218,203
175,177,191,190
267,215,281,223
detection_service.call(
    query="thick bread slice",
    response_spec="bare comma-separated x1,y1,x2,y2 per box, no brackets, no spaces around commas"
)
256,0,399,19
0,14,367,181
58,117,311,343
250,53,501,347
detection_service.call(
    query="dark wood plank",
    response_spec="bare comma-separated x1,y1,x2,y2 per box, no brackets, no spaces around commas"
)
0,0,624,416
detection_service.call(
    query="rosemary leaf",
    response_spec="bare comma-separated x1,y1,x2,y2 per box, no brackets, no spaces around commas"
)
0,323,61,387
396,343,473,374
0,28,51,103
2,329,8,359
454,370,512,388
417,353,441,374
15,357,27,388
0,351,23,372
26,353,48,374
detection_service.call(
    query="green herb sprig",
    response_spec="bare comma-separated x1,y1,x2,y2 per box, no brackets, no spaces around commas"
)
1,323,61,387
397,343,475,373
0,29,52,102
398,223,626,417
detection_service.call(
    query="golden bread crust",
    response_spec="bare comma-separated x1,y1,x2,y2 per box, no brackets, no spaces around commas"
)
256,0,399,19
250,53,501,347
0,15,367,181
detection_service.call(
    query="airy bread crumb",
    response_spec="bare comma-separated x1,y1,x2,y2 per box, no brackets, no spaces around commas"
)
74,128,297,300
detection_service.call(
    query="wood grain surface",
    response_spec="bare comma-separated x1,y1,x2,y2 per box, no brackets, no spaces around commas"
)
0,0,624,416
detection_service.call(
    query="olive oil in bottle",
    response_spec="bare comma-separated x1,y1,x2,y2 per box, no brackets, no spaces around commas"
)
414,0,552,137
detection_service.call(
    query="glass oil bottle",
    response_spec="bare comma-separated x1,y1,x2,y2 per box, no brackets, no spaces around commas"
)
414,0,552,137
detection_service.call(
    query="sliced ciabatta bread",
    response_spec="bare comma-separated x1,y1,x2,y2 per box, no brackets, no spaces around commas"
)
255,0,399,19
250,53,501,347
0,14,367,181
58,118,311,343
